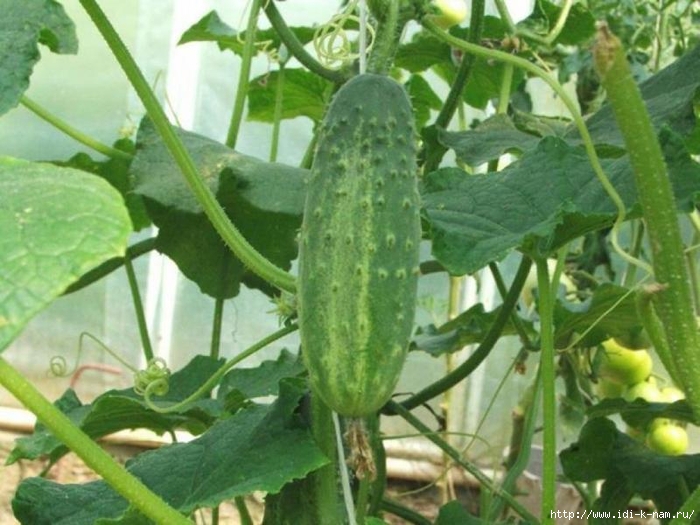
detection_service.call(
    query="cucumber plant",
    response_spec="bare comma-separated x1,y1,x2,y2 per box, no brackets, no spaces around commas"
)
1,1,700,524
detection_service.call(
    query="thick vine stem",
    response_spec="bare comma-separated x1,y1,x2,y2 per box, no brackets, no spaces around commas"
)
263,0,347,83
78,0,297,294
366,0,401,75
535,258,557,524
0,356,191,524
593,23,700,416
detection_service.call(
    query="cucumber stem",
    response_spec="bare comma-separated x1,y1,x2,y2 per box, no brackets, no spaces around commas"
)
593,24,700,416
535,258,557,524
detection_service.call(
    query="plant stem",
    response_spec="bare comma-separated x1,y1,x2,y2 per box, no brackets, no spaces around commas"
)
0,356,190,524
387,400,540,524
311,396,344,525
263,1,346,84
366,0,400,75
269,63,285,162
210,297,224,361
78,0,296,294
380,499,432,525
225,0,261,149
535,258,557,524
63,237,156,295
421,0,485,172
489,369,541,521
20,95,133,161
387,255,532,412
123,254,154,362
593,24,700,415
145,323,298,412
234,497,254,525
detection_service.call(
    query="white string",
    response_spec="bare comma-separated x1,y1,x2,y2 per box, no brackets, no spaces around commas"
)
358,0,368,73
332,411,358,525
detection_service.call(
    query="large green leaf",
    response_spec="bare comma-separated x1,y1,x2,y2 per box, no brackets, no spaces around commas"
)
12,379,328,523
247,68,331,123
0,157,131,351
7,355,225,465
0,0,77,115
131,118,305,298
422,131,700,275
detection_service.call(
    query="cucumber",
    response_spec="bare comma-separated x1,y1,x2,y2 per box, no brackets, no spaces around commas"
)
298,74,421,417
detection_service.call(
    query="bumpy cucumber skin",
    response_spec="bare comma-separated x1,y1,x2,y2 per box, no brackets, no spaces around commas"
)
298,74,421,417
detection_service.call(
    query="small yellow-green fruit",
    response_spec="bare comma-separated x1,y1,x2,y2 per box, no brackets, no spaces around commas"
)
598,339,653,386
429,0,468,29
646,423,688,455
623,379,662,403
659,386,685,403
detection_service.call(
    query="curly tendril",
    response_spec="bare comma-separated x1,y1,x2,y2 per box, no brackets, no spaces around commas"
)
313,0,375,68
133,357,171,397
49,332,136,378
238,0,282,64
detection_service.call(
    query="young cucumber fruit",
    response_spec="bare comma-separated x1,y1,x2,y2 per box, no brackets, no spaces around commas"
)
298,74,421,417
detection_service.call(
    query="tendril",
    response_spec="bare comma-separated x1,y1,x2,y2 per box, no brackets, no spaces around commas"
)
49,332,137,378
133,357,171,397
237,0,282,66
313,0,375,69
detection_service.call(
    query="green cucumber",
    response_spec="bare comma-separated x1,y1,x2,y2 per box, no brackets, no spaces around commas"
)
298,73,421,418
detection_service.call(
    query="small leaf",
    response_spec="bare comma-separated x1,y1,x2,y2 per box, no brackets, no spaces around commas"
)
178,10,315,58
218,348,305,400
12,379,328,523
587,398,695,428
405,74,443,131
438,114,542,166
0,0,78,115
247,69,331,123
0,158,131,352
516,0,595,46
411,303,534,357
553,283,641,349
435,500,489,524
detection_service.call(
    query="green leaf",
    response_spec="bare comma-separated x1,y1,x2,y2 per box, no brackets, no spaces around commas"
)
517,0,595,46
437,114,542,166
569,42,700,149
421,132,700,275
53,139,150,231
7,355,225,465
587,398,695,429
411,303,534,357
560,418,700,516
218,348,305,400
178,10,315,57
131,118,305,298
553,283,641,349
435,500,491,524
405,74,443,131
247,68,331,123
0,0,78,115
0,157,131,352
12,379,328,523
